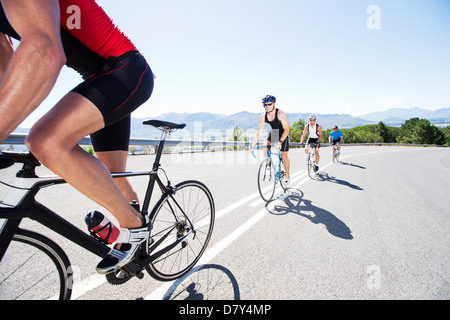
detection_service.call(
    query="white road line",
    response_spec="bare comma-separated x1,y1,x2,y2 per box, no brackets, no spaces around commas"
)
71,177,264,299
144,148,406,299
74,147,424,299
144,169,325,300
249,170,306,207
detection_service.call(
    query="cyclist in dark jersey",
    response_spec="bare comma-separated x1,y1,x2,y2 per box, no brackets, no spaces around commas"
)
251,95,291,184
0,0,154,274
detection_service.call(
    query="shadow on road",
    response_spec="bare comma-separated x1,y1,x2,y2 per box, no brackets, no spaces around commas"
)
266,189,353,240
314,172,363,191
161,264,240,300
337,161,366,169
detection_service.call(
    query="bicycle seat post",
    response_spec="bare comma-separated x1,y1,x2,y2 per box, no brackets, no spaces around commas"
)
152,131,167,172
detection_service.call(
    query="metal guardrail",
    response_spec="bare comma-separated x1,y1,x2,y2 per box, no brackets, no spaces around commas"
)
1,133,301,149
2,133,445,150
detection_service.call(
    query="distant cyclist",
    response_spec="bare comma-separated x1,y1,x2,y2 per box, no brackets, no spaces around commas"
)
300,114,323,172
251,95,290,184
329,125,343,156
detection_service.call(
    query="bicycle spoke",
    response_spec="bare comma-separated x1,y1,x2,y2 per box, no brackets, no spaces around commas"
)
146,181,214,281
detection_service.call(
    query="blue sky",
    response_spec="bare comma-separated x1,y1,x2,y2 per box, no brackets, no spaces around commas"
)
18,0,450,128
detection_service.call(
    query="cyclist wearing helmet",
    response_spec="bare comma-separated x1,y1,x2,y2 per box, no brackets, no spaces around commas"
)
329,125,343,155
300,114,323,172
251,95,291,184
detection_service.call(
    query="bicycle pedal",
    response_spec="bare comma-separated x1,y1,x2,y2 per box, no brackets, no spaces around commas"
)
122,261,144,279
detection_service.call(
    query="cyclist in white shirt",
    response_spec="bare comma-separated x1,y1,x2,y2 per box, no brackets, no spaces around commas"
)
300,114,323,172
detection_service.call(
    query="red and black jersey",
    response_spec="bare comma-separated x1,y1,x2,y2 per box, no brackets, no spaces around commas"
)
0,0,138,78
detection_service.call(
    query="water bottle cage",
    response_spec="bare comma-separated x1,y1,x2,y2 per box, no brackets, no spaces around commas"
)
88,222,114,245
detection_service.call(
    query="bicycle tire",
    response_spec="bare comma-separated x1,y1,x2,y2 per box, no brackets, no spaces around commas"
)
0,229,72,300
279,159,288,190
145,180,215,281
257,158,276,202
307,154,314,178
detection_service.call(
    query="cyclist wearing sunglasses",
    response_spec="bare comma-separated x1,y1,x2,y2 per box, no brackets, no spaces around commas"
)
251,95,290,184
300,114,323,172
329,125,343,155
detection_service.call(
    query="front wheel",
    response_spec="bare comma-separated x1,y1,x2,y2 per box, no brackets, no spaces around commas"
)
257,158,276,202
145,180,215,281
279,159,289,190
0,229,72,300
307,154,315,178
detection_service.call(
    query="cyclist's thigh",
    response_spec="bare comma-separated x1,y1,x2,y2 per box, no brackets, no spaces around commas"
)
27,92,104,146
280,137,289,152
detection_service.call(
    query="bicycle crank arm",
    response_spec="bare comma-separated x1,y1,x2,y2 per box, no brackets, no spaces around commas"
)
143,230,193,265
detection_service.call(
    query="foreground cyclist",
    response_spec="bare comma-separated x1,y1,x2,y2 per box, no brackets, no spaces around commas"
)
251,95,290,184
0,0,153,274
300,114,323,172
329,125,343,156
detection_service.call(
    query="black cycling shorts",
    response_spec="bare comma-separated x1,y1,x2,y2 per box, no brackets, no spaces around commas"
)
307,138,320,148
267,132,289,152
332,139,341,145
71,51,154,152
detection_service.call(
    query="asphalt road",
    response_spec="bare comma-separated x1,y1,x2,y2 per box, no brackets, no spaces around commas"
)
1,145,449,300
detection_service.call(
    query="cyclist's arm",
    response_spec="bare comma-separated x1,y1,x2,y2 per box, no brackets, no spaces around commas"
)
328,132,332,144
0,0,66,142
0,33,13,76
317,125,323,143
251,114,266,150
300,125,308,144
278,110,289,144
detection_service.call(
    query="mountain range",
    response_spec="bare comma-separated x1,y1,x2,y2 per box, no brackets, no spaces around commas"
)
130,107,450,140
11,107,449,140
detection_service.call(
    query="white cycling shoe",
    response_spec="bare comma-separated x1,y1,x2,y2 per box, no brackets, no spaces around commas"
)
96,215,150,274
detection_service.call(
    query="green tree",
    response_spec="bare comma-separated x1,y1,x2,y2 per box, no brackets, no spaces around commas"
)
229,125,248,150
377,121,396,143
399,118,445,145
441,125,450,146
289,118,306,143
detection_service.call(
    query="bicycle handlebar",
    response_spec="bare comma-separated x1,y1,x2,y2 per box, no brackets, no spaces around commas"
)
251,145,281,159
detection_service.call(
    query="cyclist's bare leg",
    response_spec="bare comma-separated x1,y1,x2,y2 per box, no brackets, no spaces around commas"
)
281,151,290,178
96,150,139,204
315,147,320,165
263,140,271,158
25,92,143,229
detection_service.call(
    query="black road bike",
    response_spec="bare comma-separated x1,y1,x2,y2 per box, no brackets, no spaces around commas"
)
0,120,215,300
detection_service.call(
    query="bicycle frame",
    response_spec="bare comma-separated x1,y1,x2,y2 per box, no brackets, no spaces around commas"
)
307,143,317,161
0,131,171,266
252,146,283,180
267,148,284,180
